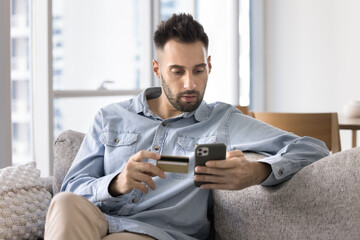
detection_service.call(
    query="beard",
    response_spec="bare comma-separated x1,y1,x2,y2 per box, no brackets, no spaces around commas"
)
160,74,205,112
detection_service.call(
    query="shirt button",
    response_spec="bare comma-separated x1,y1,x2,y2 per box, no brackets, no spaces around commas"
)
162,122,167,127
132,198,137,203
114,139,120,143
278,169,283,176
154,145,160,151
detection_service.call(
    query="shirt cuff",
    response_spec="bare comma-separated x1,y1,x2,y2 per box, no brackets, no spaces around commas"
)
95,171,125,202
257,155,295,186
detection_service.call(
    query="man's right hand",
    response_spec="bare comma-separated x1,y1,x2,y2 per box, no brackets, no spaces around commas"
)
108,151,166,196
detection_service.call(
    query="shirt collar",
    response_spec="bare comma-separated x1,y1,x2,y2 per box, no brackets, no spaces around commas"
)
128,87,210,122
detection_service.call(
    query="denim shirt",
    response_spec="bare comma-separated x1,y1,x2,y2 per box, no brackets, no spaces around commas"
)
61,87,329,240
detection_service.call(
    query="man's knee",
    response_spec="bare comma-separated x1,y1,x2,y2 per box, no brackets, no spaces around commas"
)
48,192,89,218
45,192,83,236
48,192,107,223
51,192,82,208
46,193,108,238
52,191,80,202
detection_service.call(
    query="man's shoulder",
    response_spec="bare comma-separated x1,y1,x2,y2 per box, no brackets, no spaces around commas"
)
206,101,237,113
100,98,136,114
204,102,251,122
198,101,237,121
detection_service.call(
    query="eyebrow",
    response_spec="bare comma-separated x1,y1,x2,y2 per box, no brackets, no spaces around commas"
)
168,63,207,69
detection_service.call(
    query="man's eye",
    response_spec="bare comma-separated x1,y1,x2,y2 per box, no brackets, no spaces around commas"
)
194,68,205,74
172,70,184,75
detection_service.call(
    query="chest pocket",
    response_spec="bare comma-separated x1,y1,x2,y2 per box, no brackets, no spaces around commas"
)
177,136,217,152
173,136,217,179
100,131,139,173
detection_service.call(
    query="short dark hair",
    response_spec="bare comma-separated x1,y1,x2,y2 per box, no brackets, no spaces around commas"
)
153,13,209,50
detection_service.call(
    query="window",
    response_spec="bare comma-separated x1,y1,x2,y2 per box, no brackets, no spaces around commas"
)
3,1,250,175
52,0,151,137
10,0,32,166
239,0,250,106
161,0,195,19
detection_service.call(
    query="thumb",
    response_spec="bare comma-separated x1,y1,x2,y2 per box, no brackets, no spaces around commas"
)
226,150,244,159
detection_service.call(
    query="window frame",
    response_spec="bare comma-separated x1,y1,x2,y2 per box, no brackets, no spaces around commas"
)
0,0,12,169
31,0,53,176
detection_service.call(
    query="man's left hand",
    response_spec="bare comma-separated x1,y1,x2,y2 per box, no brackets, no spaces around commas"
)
194,150,271,190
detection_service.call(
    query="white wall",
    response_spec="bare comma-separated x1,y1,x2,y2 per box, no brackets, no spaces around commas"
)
261,0,360,150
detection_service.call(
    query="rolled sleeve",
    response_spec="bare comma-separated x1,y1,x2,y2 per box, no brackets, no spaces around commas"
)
258,136,330,186
228,111,330,186
258,155,297,186
95,172,122,202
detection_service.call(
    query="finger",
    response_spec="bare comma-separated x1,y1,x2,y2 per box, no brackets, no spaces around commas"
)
205,158,237,168
131,181,150,194
226,150,244,159
194,174,227,184
130,150,161,162
144,172,158,178
195,166,226,175
132,172,157,191
206,151,245,168
133,162,166,179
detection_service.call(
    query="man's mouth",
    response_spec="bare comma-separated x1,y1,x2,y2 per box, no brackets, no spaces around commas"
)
181,95,197,102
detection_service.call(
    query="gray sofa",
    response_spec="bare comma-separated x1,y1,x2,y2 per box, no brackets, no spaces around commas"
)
51,130,360,240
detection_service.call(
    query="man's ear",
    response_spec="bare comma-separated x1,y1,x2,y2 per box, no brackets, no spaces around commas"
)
152,59,161,79
207,55,212,74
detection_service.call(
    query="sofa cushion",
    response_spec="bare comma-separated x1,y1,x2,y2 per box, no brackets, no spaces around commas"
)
0,162,52,239
53,130,85,194
213,147,360,240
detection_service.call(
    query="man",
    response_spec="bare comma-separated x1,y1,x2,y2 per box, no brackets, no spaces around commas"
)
45,13,329,240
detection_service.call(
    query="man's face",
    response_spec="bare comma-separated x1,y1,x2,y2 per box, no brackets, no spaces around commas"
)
153,40,212,113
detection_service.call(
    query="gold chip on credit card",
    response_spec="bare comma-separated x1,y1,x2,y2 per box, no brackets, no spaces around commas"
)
157,155,189,173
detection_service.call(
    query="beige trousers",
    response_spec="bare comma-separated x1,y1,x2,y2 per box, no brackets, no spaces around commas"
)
45,192,155,240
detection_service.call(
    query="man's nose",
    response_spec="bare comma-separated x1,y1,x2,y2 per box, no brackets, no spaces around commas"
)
183,73,196,90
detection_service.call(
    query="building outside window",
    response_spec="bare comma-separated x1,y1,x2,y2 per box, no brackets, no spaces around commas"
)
10,0,32,165
52,0,149,138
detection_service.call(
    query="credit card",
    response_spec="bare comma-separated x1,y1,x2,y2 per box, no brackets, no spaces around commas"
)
157,155,189,173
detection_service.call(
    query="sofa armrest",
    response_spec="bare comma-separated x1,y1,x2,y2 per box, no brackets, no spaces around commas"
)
53,130,85,195
213,147,360,240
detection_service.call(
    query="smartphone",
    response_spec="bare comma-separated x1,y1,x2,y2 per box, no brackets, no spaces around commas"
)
194,143,226,187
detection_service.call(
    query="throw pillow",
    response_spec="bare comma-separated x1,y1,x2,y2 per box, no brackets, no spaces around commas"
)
0,162,52,240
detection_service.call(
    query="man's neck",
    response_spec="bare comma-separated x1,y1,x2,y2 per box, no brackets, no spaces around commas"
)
147,94,183,120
